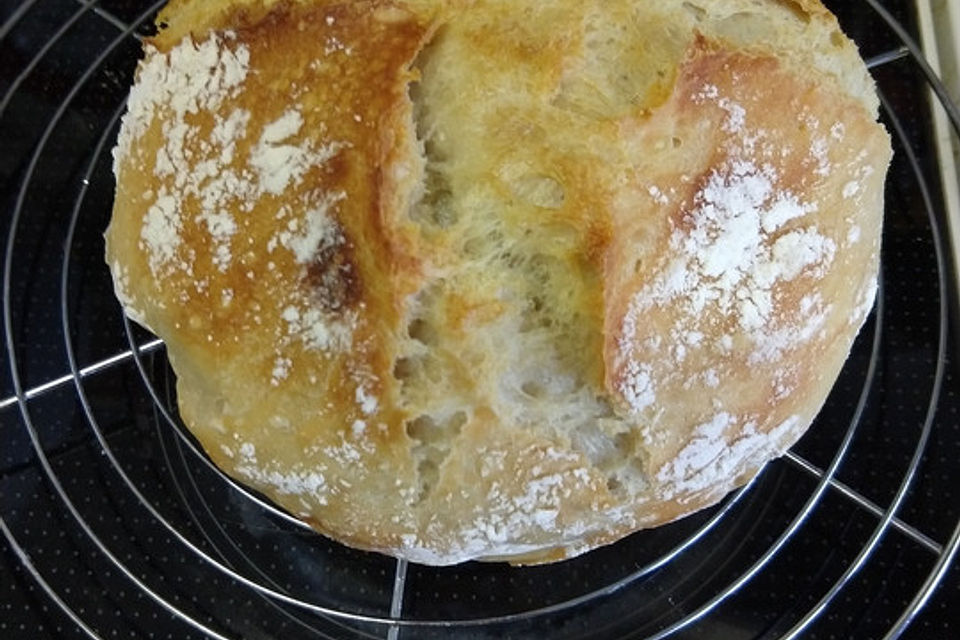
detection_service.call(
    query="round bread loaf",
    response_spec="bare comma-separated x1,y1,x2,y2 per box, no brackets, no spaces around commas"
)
106,0,891,565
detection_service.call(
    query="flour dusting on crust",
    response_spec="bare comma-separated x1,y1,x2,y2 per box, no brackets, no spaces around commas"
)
105,0,889,565
616,80,845,499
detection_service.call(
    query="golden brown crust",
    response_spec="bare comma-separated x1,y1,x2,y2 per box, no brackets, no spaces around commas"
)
107,0,889,564
604,38,887,498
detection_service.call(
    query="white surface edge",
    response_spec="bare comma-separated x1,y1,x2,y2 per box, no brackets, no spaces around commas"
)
917,0,960,290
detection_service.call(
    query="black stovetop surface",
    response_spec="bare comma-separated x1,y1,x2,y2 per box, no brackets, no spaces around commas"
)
1,1,958,638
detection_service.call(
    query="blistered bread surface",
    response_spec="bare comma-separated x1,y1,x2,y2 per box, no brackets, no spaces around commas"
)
106,0,890,565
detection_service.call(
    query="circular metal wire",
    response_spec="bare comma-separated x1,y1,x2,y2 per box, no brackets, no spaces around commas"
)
1,0,958,637
2,3,237,638
639,283,883,640
15,1,775,629
0,516,102,640
780,87,951,639
119,313,326,531
156,416,379,640
861,4,960,636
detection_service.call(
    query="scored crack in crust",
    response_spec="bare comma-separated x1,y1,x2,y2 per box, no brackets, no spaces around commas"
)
105,0,891,565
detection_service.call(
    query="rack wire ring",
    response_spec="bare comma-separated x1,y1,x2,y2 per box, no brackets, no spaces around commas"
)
23,4,768,629
1,0,957,637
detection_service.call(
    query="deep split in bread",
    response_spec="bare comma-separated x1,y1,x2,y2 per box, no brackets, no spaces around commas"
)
106,0,891,565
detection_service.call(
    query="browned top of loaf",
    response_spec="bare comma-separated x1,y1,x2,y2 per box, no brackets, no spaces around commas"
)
106,0,890,564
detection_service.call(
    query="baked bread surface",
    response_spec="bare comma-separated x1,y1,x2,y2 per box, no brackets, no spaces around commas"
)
106,0,891,564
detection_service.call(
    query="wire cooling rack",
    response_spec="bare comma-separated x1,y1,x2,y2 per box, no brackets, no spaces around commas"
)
2,1,959,638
